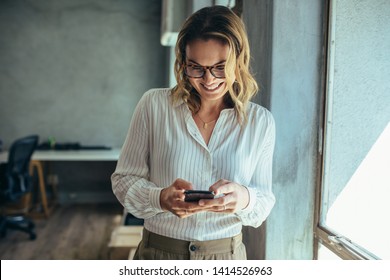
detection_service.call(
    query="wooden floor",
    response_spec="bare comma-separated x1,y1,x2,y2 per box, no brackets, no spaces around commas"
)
0,203,123,260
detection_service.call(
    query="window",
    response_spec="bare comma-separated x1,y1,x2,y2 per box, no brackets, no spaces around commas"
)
315,0,390,260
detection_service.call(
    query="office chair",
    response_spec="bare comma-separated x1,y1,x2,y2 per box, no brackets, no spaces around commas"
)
124,212,144,226
0,135,39,240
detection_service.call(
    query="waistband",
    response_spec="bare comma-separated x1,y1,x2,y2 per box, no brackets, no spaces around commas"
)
142,228,243,255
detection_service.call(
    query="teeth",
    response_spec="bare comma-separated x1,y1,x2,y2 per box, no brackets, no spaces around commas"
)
203,83,220,90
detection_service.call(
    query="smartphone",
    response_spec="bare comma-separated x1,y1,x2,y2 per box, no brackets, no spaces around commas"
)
184,190,215,202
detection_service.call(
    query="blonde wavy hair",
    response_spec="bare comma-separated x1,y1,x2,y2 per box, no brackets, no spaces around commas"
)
171,5,258,124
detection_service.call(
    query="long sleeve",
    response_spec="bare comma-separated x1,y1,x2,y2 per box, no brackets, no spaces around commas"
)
235,111,276,227
111,91,163,219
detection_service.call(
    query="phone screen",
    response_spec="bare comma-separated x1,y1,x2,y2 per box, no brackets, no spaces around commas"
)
184,190,215,202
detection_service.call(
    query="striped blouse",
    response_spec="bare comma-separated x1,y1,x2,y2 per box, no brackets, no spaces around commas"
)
111,88,276,241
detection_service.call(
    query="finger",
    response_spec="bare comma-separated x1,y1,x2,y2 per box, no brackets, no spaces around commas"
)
175,208,206,219
170,190,186,201
173,178,195,191
181,209,190,217
208,203,234,213
202,204,226,211
171,200,191,210
209,180,238,196
214,184,236,196
215,199,237,212
174,210,188,219
172,201,212,212
204,189,233,203
208,179,226,192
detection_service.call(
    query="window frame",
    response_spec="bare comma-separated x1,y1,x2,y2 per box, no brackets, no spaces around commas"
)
313,0,380,260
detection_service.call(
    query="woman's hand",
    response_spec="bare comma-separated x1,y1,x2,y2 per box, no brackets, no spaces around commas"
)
160,178,207,218
199,179,250,213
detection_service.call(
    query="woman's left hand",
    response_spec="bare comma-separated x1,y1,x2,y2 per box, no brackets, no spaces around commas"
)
198,179,250,213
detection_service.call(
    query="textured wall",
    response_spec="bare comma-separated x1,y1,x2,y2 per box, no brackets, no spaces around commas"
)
265,0,324,259
242,0,273,260
0,0,167,203
0,0,166,149
243,0,323,259
325,0,390,206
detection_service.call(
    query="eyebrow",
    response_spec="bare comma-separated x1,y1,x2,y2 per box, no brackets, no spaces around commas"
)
187,59,226,66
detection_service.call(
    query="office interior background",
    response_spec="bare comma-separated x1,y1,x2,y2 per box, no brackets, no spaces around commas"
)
0,0,389,260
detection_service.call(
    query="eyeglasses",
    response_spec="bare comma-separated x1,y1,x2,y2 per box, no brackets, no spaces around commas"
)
184,63,225,78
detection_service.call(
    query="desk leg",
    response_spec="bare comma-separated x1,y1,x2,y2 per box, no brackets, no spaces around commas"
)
29,160,50,218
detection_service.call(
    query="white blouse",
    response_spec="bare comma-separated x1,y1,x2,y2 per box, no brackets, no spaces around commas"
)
111,88,276,241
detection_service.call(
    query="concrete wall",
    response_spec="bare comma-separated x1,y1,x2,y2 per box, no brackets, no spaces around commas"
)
244,0,389,260
324,0,390,206
266,0,324,260
244,0,325,259
0,0,166,149
0,0,167,203
242,0,273,260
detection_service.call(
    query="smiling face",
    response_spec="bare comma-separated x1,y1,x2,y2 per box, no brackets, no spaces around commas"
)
185,38,235,106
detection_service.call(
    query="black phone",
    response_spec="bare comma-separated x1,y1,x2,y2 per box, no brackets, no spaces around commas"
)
184,190,215,202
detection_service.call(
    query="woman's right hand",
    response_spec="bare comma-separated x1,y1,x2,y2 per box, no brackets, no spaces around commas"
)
160,178,202,218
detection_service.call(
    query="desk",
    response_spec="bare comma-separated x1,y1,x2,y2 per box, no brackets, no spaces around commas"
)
0,149,121,217
0,149,121,162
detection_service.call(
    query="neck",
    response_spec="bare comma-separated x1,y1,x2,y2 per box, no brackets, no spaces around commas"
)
198,99,226,116
194,101,225,129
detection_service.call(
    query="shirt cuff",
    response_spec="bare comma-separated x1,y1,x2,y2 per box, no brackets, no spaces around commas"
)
236,186,256,216
149,187,164,212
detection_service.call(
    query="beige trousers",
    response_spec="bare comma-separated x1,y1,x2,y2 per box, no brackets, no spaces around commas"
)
133,228,247,260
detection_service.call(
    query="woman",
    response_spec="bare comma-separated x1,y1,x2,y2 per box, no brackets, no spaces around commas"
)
111,5,275,260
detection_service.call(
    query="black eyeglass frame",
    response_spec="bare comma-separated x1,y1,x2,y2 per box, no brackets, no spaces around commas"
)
184,63,226,79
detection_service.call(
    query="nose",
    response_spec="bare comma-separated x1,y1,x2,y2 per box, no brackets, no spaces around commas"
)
202,68,215,83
